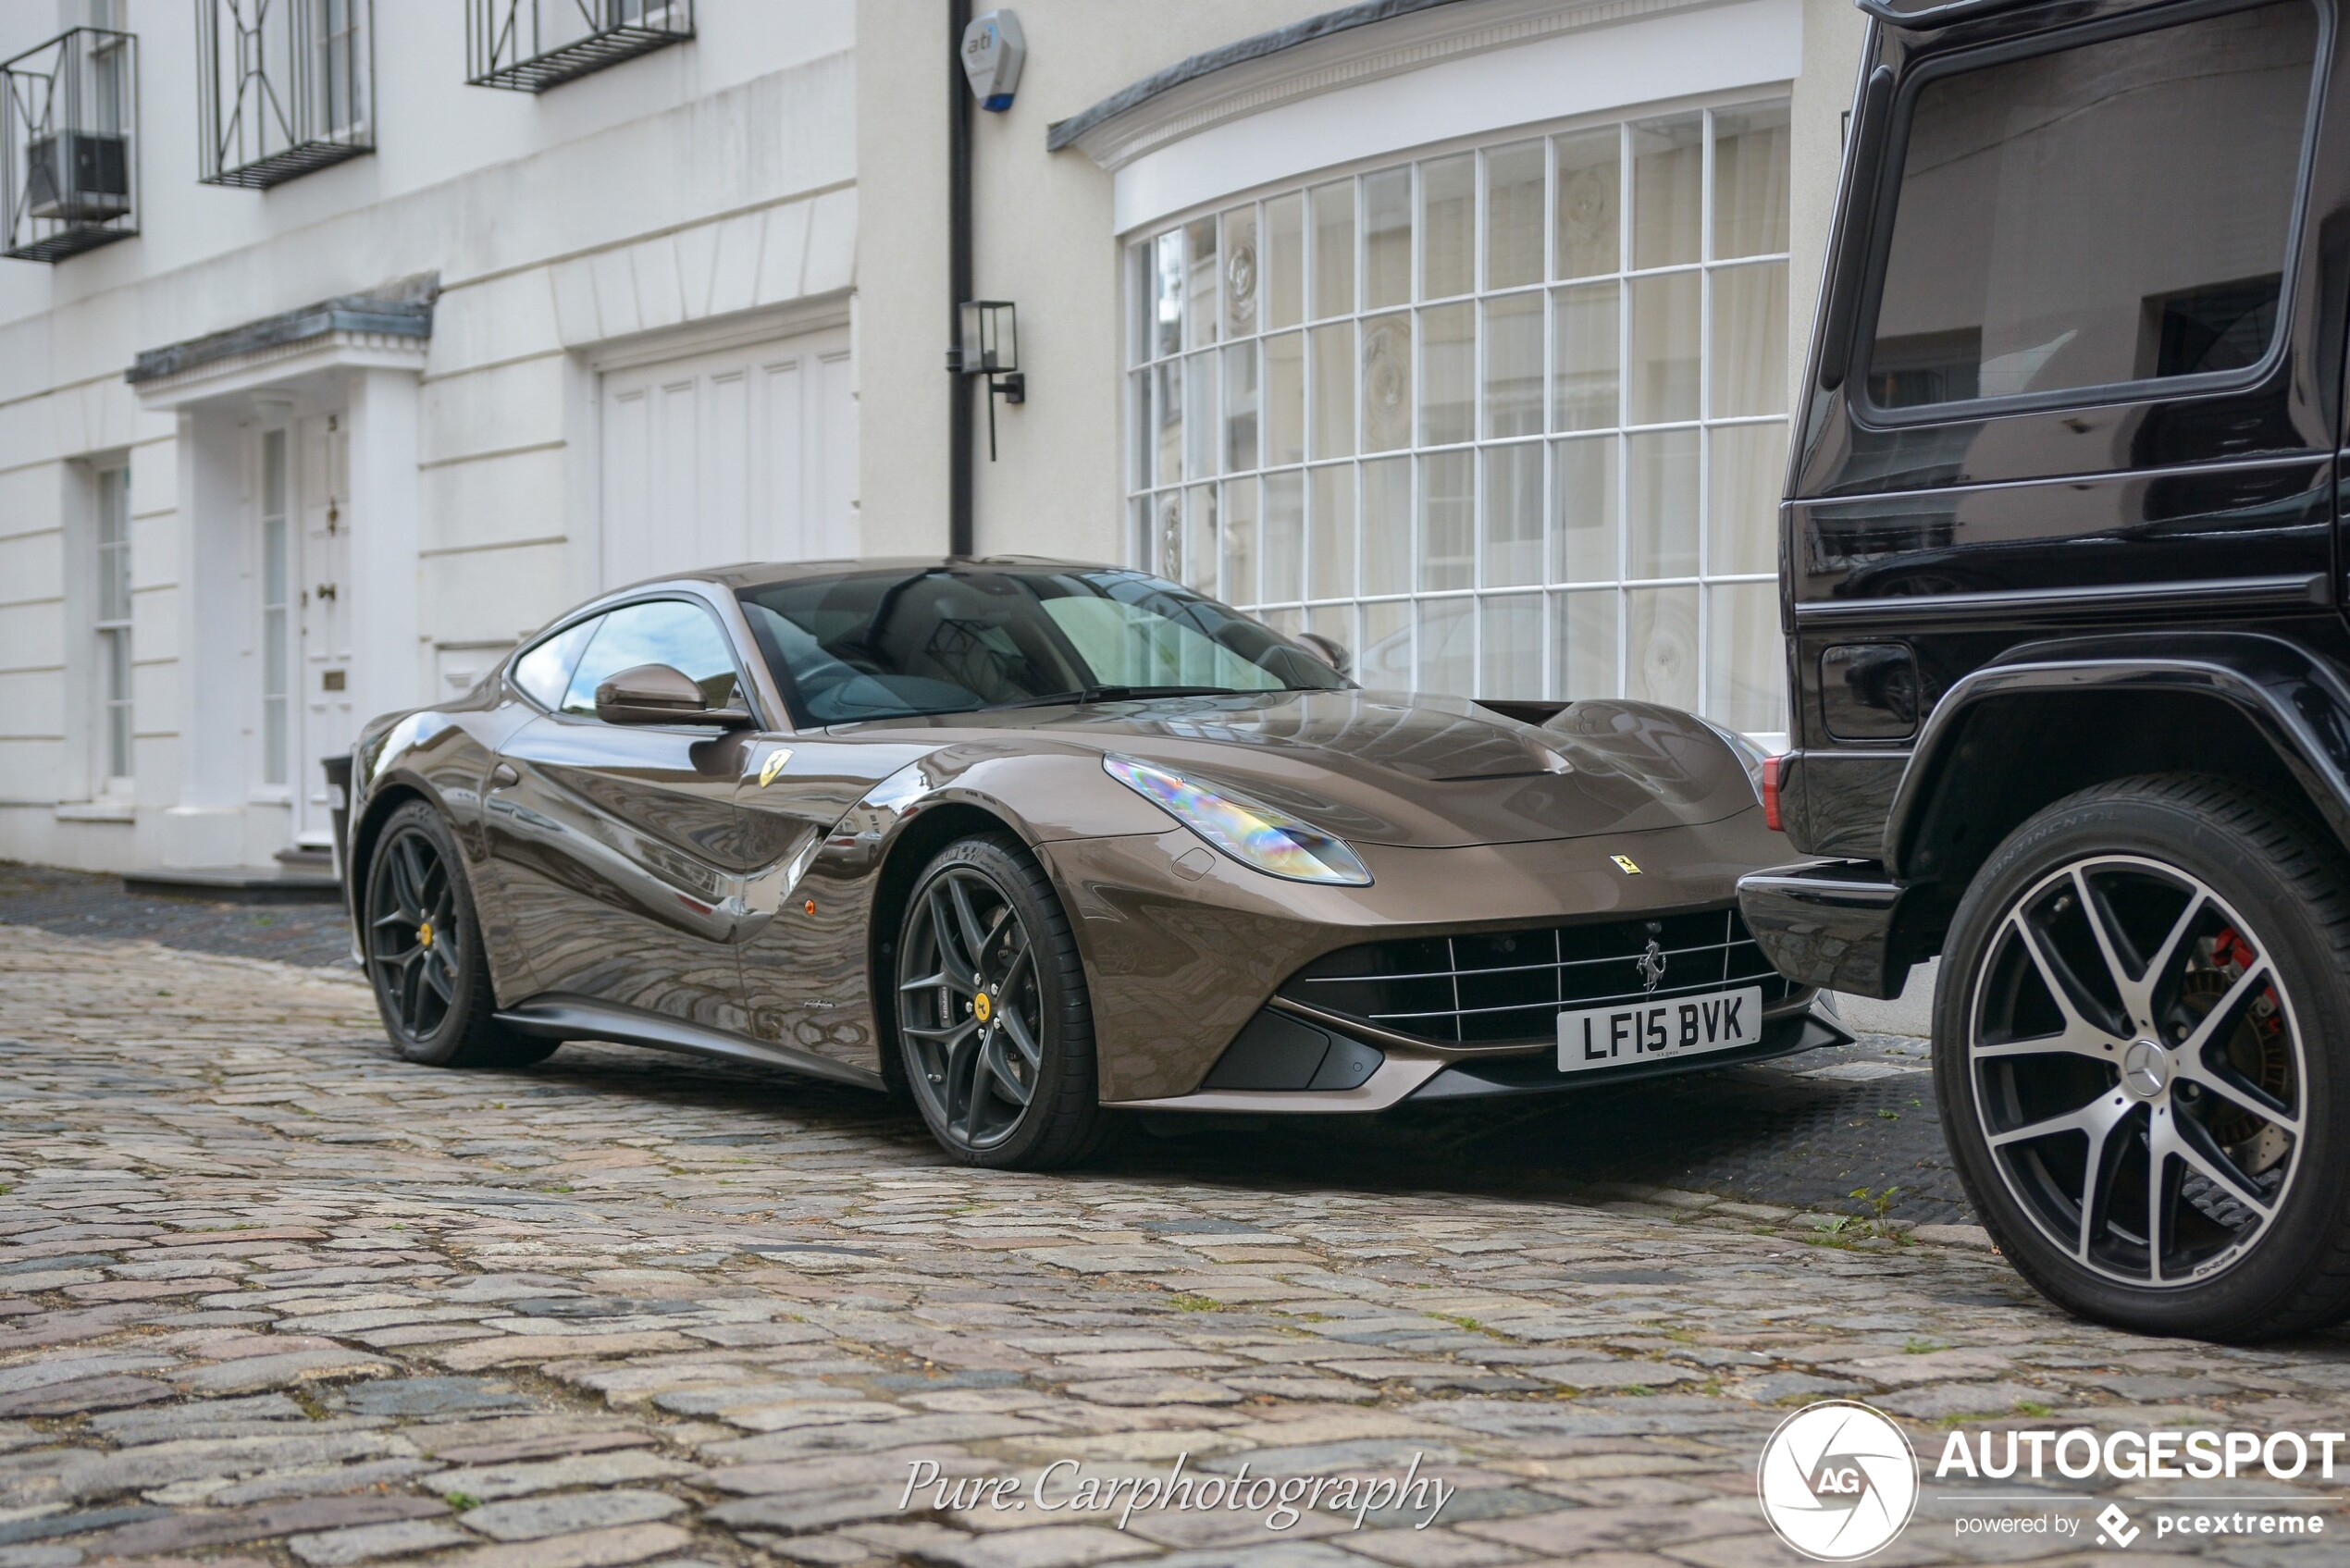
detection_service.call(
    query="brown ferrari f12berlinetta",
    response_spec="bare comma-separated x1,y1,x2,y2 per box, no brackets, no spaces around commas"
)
336,559,1846,1167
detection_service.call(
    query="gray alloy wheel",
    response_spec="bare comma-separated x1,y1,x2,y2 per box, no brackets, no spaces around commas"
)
1936,775,2350,1340
894,833,1107,1168
363,802,554,1069
1963,854,2305,1286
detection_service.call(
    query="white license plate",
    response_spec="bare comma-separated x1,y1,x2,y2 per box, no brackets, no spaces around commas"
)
1556,985,1764,1073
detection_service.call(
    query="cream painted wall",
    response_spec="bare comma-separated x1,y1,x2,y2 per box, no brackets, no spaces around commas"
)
855,0,1333,562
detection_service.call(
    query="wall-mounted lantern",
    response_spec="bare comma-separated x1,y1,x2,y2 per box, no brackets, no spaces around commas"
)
955,299,1023,460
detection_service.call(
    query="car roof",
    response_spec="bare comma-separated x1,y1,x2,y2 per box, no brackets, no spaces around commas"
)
638,556,1129,593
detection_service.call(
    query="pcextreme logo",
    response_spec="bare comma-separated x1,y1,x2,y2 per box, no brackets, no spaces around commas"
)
1758,1401,1921,1561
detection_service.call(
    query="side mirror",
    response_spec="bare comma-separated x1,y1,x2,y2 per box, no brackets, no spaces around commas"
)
1297,632,1353,678
594,663,752,727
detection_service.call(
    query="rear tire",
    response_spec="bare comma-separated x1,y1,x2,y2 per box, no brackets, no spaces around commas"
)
1936,774,2350,1340
363,802,555,1070
893,833,1107,1169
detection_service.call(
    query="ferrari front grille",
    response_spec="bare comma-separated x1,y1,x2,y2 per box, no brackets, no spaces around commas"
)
1280,905,1797,1046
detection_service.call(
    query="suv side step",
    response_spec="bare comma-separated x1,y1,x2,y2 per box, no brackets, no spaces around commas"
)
1738,861,1924,1000
495,995,888,1093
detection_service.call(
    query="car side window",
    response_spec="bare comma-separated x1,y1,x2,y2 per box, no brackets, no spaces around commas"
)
510,618,600,711
560,599,747,719
1866,0,2319,413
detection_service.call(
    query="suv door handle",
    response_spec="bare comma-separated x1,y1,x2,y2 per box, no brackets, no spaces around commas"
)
489,762,521,788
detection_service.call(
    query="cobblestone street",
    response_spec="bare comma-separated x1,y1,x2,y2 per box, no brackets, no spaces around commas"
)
2,923,2348,1567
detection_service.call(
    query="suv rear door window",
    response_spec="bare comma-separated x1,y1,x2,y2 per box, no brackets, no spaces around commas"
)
1867,1,2320,414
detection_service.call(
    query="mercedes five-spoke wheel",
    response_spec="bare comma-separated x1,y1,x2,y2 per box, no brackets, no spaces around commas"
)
1937,776,2350,1340
893,833,1105,1168
363,801,553,1069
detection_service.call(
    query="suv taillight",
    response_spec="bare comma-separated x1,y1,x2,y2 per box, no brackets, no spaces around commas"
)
1762,754,1783,833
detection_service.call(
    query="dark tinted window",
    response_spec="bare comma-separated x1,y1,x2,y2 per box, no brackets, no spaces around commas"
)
511,618,600,710
736,568,1347,725
1868,2,2318,412
561,600,745,718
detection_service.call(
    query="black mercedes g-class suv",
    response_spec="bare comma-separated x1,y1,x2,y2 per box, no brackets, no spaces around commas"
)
1740,0,2350,1340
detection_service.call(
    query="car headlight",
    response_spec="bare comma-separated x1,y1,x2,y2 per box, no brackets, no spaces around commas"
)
1103,754,1371,885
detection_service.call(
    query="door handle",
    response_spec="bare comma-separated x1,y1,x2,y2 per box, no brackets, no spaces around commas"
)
489,763,521,788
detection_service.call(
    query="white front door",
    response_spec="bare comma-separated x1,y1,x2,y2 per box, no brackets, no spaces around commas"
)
258,414,355,849
296,414,353,846
599,326,856,588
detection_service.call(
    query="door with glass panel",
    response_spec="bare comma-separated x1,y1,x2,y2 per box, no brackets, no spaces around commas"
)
257,414,353,847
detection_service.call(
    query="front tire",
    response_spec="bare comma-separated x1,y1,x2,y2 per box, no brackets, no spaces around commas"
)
1936,774,2350,1340
364,802,554,1070
893,833,1106,1169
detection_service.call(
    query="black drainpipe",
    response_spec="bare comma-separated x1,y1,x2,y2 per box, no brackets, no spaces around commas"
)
947,0,975,559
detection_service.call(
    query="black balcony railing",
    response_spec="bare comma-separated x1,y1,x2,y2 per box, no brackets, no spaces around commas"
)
198,0,374,189
466,0,693,93
2,29,137,264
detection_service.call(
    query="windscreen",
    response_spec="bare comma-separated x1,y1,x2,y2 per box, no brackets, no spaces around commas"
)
736,567,1348,725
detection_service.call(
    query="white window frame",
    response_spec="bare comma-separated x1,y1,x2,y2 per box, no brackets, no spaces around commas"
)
1121,89,1793,740
254,420,295,801
92,461,133,795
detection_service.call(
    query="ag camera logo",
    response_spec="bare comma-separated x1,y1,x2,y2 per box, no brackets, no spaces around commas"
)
1758,1401,1920,1561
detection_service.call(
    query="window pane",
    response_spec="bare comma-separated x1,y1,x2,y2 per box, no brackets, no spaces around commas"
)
264,692,287,786
1631,114,1702,269
1362,314,1413,452
1264,471,1305,602
1364,167,1412,310
1486,140,1545,290
263,605,288,697
1555,126,1621,279
1309,463,1355,600
1552,281,1619,432
1184,485,1219,597
1627,428,1699,578
1711,262,1788,417
1222,205,1259,339
1626,585,1699,708
1311,179,1355,319
1872,4,2316,409
1627,272,1700,424
1708,421,1786,574
1264,194,1305,330
1153,229,1183,359
1483,293,1543,438
1419,302,1474,446
1222,342,1258,472
513,617,600,710
1419,450,1474,591
1222,478,1258,606
1131,369,1151,488
263,515,288,606
1362,455,1411,597
1482,594,1543,698
105,627,130,702
564,599,744,716
1153,358,1183,485
1309,322,1354,460
1184,351,1218,477
97,468,127,544
1360,599,1412,690
1713,103,1790,259
1150,492,1184,583
1308,604,1356,661
1707,581,1783,733
1421,154,1475,300
1264,332,1305,466
263,428,287,519
1553,435,1618,582
1417,597,1473,696
1482,442,1542,587
1185,216,1218,349
1556,588,1619,698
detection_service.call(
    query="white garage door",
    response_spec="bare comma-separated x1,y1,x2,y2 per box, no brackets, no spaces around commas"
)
600,326,856,588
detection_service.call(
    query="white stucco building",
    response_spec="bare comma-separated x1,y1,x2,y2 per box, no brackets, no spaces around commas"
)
0,0,1861,882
